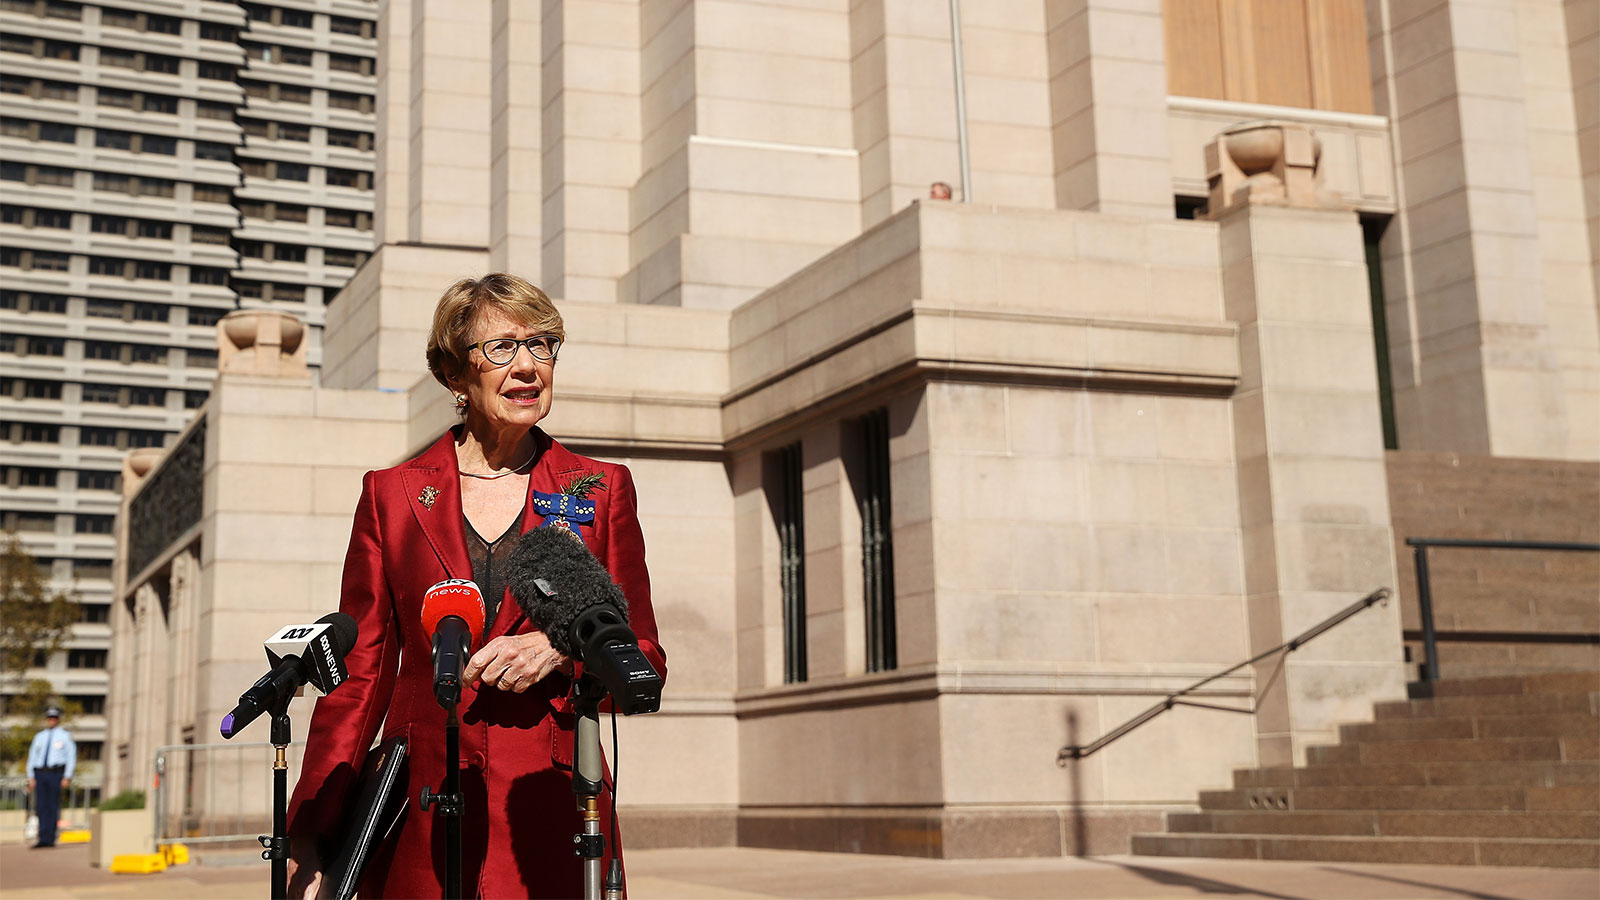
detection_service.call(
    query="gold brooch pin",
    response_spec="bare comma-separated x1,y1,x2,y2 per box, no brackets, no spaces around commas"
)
418,485,439,509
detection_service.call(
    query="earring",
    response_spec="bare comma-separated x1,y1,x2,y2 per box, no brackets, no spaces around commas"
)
452,392,467,414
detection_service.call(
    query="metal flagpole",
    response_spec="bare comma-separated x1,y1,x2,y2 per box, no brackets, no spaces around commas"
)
948,0,972,202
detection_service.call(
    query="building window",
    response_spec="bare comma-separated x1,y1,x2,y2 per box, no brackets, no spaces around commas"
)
848,409,897,672
67,648,107,668
81,383,119,403
74,515,113,535
4,466,58,487
330,15,365,36
78,469,120,491
67,695,105,715
280,46,312,66
197,100,232,119
194,142,231,162
192,184,230,203
197,62,235,81
327,90,364,111
79,602,112,623
199,22,236,43
770,442,807,684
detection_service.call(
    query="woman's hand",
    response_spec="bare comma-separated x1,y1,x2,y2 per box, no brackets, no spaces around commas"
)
286,834,323,899
464,631,572,693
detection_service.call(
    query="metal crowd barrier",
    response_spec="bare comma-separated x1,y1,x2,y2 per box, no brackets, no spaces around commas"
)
0,774,103,843
152,741,306,846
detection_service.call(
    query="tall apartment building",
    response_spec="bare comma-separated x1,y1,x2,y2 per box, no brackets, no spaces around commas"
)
0,0,375,771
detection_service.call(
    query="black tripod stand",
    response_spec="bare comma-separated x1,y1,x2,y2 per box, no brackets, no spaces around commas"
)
257,697,292,900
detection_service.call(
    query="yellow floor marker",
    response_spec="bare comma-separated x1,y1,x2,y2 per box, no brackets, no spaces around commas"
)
162,843,191,865
58,829,91,844
110,853,168,875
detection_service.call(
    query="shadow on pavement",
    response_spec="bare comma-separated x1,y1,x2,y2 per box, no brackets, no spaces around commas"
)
1317,866,1520,900
1099,859,1310,900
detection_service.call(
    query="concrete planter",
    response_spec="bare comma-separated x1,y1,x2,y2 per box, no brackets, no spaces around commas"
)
0,809,26,845
88,808,154,868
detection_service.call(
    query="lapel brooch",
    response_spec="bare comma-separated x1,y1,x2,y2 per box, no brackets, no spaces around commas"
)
418,485,440,509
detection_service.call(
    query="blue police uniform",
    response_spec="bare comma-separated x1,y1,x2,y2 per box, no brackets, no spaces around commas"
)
27,708,76,848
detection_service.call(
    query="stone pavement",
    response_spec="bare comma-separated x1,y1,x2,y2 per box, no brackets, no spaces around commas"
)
0,842,1595,899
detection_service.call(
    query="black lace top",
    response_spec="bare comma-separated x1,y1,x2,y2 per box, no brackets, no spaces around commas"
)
464,512,523,630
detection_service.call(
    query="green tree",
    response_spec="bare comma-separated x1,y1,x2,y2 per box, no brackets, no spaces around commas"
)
0,680,82,773
1,532,80,774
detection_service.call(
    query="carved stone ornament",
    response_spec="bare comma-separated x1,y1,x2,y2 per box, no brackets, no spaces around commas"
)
217,309,309,376
1204,119,1334,215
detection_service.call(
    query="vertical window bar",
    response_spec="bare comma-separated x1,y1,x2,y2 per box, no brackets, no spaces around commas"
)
778,442,807,683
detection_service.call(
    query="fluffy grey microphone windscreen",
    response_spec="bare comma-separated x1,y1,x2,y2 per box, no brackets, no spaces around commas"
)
317,611,359,656
505,526,629,659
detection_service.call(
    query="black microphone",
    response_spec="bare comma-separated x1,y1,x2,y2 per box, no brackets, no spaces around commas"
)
507,527,662,714
220,612,357,739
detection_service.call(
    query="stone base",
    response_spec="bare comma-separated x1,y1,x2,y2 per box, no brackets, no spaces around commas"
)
623,806,1176,858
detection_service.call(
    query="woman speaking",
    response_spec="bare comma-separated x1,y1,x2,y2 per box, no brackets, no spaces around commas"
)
286,274,666,898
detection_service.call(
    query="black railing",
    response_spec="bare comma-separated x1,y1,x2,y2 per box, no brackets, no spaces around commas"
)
1057,587,1391,764
1405,537,1600,683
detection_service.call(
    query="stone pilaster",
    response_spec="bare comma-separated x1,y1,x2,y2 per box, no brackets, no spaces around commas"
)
1047,0,1173,218
407,0,493,246
1372,0,1579,458
489,0,543,273
1210,123,1407,765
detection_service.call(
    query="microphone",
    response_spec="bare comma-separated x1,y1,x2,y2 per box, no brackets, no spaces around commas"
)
220,612,357,739
422,579,485,710
507,527,662,714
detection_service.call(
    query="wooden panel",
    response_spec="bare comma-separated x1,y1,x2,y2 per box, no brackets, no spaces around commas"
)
1306,0,1375,113
1164,0,1228,100
1248,0,1313,108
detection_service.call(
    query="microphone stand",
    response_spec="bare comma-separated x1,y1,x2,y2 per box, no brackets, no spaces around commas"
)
257,696,292,900
571,675,609,900
419,708,463,899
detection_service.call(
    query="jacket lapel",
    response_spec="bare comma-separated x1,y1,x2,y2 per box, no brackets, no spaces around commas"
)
401,429,473,583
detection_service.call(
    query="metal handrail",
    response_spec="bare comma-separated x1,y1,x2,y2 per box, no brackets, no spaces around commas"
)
1404,537,1600,682
1057,587,1391,764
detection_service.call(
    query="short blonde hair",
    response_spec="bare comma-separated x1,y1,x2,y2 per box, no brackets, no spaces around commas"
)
425,273,565,388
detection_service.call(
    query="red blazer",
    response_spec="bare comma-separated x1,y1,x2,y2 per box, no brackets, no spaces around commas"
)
287,427,666,898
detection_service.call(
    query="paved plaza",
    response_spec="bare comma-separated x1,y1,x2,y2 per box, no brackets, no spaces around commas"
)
0,842,1594,899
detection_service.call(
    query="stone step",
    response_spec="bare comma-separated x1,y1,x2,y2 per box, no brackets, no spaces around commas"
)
1308,736,1568,766
1130,832,1600,868
1233,760,1600,790
1165,810,1600,840
1374,691,1598,721
1409,670,1600,700
1340,710,1599,743
1197,784,1596,813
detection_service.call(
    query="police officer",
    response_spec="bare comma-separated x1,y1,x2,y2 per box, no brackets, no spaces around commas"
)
27,705,76,849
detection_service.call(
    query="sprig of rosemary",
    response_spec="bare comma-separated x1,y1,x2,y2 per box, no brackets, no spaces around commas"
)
560,471,607,498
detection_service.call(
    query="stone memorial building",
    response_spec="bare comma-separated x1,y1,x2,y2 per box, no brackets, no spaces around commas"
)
104,0,1598,861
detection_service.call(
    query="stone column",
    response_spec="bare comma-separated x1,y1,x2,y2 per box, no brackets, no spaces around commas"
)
407,0,493,246
489,0,543,274
621,0,858,308
1210,122,1407,765
1046,0,1173,218
1372,0,1578,458
373,0,412,244
541,0,641,302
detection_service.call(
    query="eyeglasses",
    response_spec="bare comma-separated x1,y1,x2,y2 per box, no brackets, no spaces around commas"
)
472,334,562,366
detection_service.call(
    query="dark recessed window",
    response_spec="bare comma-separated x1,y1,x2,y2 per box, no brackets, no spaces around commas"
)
73,517,113,537
96,87,135,108
39,122,76,143
194,142,232,161
78,469,120,491
141,135,176,155
68,648,108,667
137,220,172,239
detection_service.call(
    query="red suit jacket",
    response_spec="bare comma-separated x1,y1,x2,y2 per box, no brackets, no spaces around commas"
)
287,427,666,898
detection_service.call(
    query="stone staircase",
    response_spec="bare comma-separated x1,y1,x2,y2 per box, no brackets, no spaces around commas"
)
1132,671,1600,868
